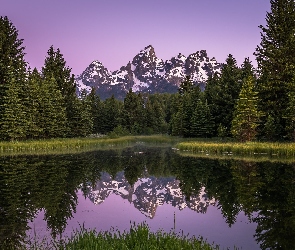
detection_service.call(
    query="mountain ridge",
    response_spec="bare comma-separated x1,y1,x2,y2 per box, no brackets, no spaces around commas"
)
76,45,223,100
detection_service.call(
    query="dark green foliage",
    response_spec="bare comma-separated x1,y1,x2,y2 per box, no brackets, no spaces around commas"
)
0,16,28,140
38,76,67,138
284,73,295,140
263,114,280,141
26,68,43,139
178,75,194,95
190,95,214,138
204,72,221,136
215,55,242,136
42,46,78,137
205,55,242,137
100,95,122,134
0,77,28,140
122,90,145,134
231,76,261,142
86,87,102,134
255,0,295,139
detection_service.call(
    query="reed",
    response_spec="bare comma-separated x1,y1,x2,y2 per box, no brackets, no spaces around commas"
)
62,223,219,250
177,151,295,164
0,135,179,156
176,140,295,159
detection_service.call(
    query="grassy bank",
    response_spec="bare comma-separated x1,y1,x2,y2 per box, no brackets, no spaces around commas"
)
61,224,219,250
0,135,181,156
176,140,295,158
3,135,295,160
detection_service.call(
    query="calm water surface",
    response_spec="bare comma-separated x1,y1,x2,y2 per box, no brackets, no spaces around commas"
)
1,145,295,249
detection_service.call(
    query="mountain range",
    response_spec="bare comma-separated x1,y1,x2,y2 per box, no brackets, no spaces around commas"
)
85,171,216,218
75,45,223,100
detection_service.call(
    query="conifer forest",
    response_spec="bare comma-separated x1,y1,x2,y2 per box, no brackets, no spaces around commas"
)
0,0,295,142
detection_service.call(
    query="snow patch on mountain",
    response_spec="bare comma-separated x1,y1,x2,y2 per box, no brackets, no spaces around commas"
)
75,45,223,99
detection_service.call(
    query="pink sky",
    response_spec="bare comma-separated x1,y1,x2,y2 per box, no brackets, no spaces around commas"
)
1,0,270,75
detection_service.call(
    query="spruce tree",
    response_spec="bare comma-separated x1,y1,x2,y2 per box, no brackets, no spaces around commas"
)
0,16,28,140
217,54,242,136
86,87,102,134
205,55,242,137
122,89,145,134
231,76,261,142
100,95,122,134
79,89,94,136
204,72,221,135
255,0,295,140
178,75,194,95
26,68,43,139
0,77,27,140
38,76,67,138
190,96,214,138
42,46,77,136
285,74,295,139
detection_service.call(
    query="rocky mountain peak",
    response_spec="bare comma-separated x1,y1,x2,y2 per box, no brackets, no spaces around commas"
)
76,45,223,100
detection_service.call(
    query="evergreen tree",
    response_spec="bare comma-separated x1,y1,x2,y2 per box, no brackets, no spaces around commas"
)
205,55,242,137
0,16,28,140
42,46,77,136
38,76,67,138
79,89,94,136
190,95,214,138
26,68,43,139
285,74,295,140
0,77,27,140
241,57,256,80
231,76,261,142
178,75,194,95
122,89,145,134
86,87,102,134
100,95,122,134
204,72,221,135
217,54,242,136
171,107,184,136
255,0,295,140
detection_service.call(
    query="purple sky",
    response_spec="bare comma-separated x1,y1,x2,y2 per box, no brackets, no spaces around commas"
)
1,0,270,76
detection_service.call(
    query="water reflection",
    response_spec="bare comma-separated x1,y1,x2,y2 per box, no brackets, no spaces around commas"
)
86,172,215,218
0,146,294,249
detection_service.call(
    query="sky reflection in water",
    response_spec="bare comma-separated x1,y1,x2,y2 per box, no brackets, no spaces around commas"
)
2,145,294,249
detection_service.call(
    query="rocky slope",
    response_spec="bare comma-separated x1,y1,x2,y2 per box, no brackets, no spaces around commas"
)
76,45,223,100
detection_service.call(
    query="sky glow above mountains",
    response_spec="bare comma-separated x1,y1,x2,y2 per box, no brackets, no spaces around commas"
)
1,0,270,75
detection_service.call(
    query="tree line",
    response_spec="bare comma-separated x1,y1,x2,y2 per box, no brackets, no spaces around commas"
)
0,0,294,141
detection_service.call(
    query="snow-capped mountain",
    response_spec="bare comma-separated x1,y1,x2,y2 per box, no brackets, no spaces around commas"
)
76,45,223,100
85,171,215,218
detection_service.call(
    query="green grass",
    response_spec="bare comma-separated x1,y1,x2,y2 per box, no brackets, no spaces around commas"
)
61,223,219,250
22,223,222,250
176,140,295,159
3,135,295,161
0,135,181,156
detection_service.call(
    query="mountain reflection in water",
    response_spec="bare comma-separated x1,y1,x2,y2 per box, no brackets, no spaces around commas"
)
0,145,295,250
87,172,215,218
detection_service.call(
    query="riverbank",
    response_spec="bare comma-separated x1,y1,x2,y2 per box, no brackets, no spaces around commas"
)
24,223,219,250
176,140,295,158
0,135,181,156
2,135,295,160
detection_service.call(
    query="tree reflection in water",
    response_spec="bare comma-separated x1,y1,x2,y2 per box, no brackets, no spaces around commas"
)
0,146,294,249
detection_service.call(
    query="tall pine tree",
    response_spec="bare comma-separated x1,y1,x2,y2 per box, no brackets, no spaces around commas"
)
205,55,242,136
0,16,28,140
42,46,77,137
231,76,261,142
255,0,295,140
